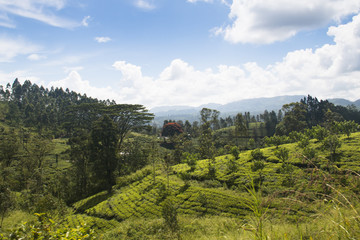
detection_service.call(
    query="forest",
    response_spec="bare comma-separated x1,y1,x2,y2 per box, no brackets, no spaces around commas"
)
1,79,360,239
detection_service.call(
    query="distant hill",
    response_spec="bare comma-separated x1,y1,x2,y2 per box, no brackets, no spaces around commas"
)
329,98,360,109
151,95,360,124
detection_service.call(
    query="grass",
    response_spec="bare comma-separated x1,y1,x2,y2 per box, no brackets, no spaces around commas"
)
0,210,35,232
99,207,360,240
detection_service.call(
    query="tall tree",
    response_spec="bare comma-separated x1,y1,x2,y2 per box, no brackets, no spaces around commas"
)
89,115,119,193
276,102,307,135
234,113,248,145
68,131,91,198
199,108,218,160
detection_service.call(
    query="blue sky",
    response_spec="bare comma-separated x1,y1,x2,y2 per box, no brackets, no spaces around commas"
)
0,0,360,108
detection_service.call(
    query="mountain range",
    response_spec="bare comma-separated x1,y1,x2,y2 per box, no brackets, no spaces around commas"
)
151,95,360,124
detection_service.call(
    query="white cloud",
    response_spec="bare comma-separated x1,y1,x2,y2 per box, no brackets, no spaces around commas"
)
27,53,46,61
108,14,360,107
48,71,119,101
216,0,360,44
0,70,40,87
95,37,111,43
63,66,84,74
0,37,39,62
135,0,155,10
0,12,15,28
0,0,83,28
81,16,91,27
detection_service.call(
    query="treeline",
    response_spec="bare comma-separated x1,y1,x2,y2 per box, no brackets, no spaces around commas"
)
158,95,360,164
0,79,110,135
161,95,360,138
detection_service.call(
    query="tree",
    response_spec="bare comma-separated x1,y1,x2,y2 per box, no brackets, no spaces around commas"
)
301,95,331,127
106,104,154,151
339,120,359,139
68,131,91,198
162,122,183,137
230,146,240,160
120,136,152,175
297,135,310,149
64,103,104,133
312,125,329,141
198,108,217,160
262,110,278,136
184,120,192,134
274,147,289,163
250,149,266,185
251,159,265,186
89,115,119,193
0,183,13,228
324,109,344,131
251,148,266,161
0,128,20,169
276,102,307,135
264,135,289,148
21,133,54,193
199,108,218,179
234,113,248,144
323,135,342,162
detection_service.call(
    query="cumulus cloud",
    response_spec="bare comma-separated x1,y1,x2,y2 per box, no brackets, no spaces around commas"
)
95,37,111,43
216,0,360,44
48,71,119,101
0,37,39,62
0,0,84,28
108,14,360,107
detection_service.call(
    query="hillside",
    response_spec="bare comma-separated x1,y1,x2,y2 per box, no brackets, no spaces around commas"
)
54,132,360,239
1,82,360,239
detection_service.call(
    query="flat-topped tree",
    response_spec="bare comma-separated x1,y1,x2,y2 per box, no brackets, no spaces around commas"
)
105,104,154,150
64,102,104,133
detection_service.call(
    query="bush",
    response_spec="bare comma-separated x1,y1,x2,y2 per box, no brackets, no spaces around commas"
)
162,198,179,233
251,149,266,161
4,213,95,239
274,147,289,163
230,146,240,160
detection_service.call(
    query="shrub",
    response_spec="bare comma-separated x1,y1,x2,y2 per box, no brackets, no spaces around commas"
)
162,198,179,233
322,135,342,162
230,146,240,160
5,213,95,239
251,149,266,161
274,147,289,163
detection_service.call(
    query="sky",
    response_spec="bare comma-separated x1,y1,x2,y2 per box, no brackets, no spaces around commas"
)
0,0,360,109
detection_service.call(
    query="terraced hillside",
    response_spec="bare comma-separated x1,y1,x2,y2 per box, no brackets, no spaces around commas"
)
63,132,360,239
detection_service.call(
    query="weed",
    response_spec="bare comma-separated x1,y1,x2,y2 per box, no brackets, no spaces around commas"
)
242,178,269,240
